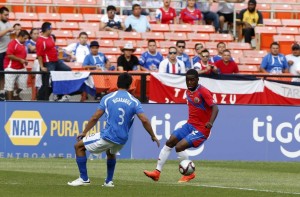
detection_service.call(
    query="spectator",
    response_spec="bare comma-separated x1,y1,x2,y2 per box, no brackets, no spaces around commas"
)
176,40,191,70
36,22,71,101
11,23,21,39
159,46,186,74
236,0,263,44
193,49,215,74
139,39,163,71
26,28,39,53
82,41,112,71
217,1,234,33
212,42,233,63
64,32,90,64
192,42,204,66
117,42,141,71
52,34,71,63
214,49,239,74
125,4,151,32
100,5,125,32
0,6,14,101
286,44,300,79
179,0,202,25
196,0,219,32
156,0,177,24
260,42,289,74
3,30,29,100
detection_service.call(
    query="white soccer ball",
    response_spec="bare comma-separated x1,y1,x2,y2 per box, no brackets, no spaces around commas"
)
179,160,195,176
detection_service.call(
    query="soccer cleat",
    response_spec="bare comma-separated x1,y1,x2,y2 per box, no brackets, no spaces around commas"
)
143,170,160,181
102,181,114,187
58,95,70,102
178,172,195,183
67,177,90,186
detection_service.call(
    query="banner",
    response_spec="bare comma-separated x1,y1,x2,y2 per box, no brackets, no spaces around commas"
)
149,73,300,105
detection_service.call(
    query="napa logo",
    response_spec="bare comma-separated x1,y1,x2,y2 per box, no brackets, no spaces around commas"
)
4,111,47,146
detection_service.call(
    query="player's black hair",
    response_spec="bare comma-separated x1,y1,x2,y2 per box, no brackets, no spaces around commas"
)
18,30,29,38
117,73,133,89
186,69,199,78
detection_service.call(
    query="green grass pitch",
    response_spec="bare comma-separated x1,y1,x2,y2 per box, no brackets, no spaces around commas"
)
0,159,299,197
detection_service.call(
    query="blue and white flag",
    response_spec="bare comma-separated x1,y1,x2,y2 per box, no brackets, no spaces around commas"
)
51,71,96,96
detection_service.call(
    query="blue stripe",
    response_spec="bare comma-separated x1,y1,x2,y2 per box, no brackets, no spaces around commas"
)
84,138,100,146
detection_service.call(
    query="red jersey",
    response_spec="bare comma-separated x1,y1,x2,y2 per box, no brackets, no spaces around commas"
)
179,8,202,25
215,60,239,74
186,85,215,137
194,60,215,74
4,39,27,69
36,35,58,63
156,7,177,24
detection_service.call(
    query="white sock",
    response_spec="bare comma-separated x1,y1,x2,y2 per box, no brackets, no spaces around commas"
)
177,150,189,161
156,145,172,172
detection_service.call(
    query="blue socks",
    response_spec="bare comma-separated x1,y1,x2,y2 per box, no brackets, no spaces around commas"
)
76,156,88,181
106,159,116,183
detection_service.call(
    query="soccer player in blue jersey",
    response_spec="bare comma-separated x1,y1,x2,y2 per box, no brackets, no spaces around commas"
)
139,39,163,72
68,73,160,187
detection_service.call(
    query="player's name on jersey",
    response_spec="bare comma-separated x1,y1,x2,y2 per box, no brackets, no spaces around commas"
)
112,97,132,105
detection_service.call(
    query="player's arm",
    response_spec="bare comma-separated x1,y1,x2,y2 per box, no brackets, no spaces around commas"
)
137,113,160,147
205,105,219,129
77,109,104,141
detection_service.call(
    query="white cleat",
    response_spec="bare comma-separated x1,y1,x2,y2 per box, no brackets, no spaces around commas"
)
67,177,90,186
102,181,114,187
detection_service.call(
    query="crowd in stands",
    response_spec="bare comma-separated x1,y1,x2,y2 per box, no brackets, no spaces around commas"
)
0,0,300,101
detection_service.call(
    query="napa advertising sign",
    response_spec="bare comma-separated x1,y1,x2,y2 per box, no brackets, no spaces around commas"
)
0,102,299,161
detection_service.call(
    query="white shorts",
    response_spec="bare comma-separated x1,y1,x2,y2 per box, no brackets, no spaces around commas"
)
83,132,123,154
4,67,28,91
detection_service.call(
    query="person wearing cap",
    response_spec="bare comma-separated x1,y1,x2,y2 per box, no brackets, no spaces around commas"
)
159,46,186,74
36,21,71,101
260,42,289,74
82,41,112,71
236,0,263,44
100,5,125,32
286,44,300,81
117,42,141,71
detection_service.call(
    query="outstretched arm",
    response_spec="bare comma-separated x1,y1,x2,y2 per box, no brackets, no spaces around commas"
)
205,105,219,129
137,113,160,147
77,109,104,141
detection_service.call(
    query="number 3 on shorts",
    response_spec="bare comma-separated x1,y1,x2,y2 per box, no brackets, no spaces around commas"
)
118,108,125,125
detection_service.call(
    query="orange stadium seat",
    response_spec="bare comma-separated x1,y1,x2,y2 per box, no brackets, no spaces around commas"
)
204,42,219,49
293,5,300,19
192,25,215,33
141,32,165,41
256,3,271,19
150,24,170,32
227,42,252,50
113,40,137,48
79,22,100,31
157,48,168,56
76,0,98,14
38,13,61,21
118,32,142,40
83,14,102,22
29,0,52,13
106,55,117,64
8,0,28,12
243,50,268,58
96,31,119,40
239,57,262,65
231,50,244,58
277,27,299,35
60,13,84,22
184,48,194,56
281,19,300,27
15,12,38,21
32,21,56,29
273,35,295,54
66,39,77,45
56,22,79,30
51,30,73,38
209,33,234,42
208,49,217,56
52,0,76,13
255,26,277,50
159,41,176,48
99,39,114,48
12,21,32,29
8,12,15,20
273,4,293,19
55,38,67,47
136,40,150,48
169,24,193,32
295,35,300,41
238,65,260,73
134,48,145,55
186,41,199,49
99,47,121,55
263,19,282,26
164,32,187,41
72,30,96,39
187,33,210,42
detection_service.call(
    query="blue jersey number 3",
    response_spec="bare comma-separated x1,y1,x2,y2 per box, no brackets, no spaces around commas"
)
118,108,125,125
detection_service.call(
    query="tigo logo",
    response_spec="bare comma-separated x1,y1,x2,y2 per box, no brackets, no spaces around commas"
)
5,111,47,146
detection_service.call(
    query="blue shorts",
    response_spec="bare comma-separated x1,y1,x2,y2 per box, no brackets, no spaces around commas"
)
172,123,207,148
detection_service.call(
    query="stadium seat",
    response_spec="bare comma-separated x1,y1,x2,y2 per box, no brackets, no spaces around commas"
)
227,42,252,50
96,31,119,40
273,4,293,19
208,49,217,56
209,33,234,42
13,21,32,29
29,0,52,13
60,13,84,22
141,32,165,41
192,25,215,33
55,38,67,47
106,55,117,64
118,32,142,40
38,13,61,21
32,21,56,29
99,47,121,55
56,22,79,30
277,27,299,35
51,30,73,38
8,0,28,12
187,33,210,42
76,0,98,14
184,48,194,56
238,65,260,73
204,42,219,49
256,3,271,19
150,24,170,32
79,22,100,31
99,39,114,48
186,41,199,49
66,39,77,45
52,0,76,13
239,57,262,65
231,50,244,58
281,19,300,27
113,40,137,48
273,35,295,54
83,14,102,22
134,48,145,55
242,50,268,58
263,19,282,26
136,40,150,48
157,48,168,56
26,53,37,61
164,32,187,41
255,26,277,50
159,41,177,48
72,30,96,39
169,24,193,32
15,12,38,21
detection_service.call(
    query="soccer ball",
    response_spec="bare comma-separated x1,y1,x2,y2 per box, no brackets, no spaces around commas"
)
179,160,195,176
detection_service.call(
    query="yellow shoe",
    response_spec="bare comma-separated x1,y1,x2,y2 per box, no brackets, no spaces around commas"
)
178,173,195,183
143,170,160,181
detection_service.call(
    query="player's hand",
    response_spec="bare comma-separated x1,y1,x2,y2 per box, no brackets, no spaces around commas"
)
152,136,160,147
40,66,48,72
76,133,86,141
205,122,213,129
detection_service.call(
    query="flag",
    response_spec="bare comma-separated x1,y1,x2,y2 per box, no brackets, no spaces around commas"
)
51,71,96,96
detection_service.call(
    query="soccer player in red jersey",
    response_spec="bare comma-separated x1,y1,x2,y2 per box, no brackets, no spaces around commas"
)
144,69,219,183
